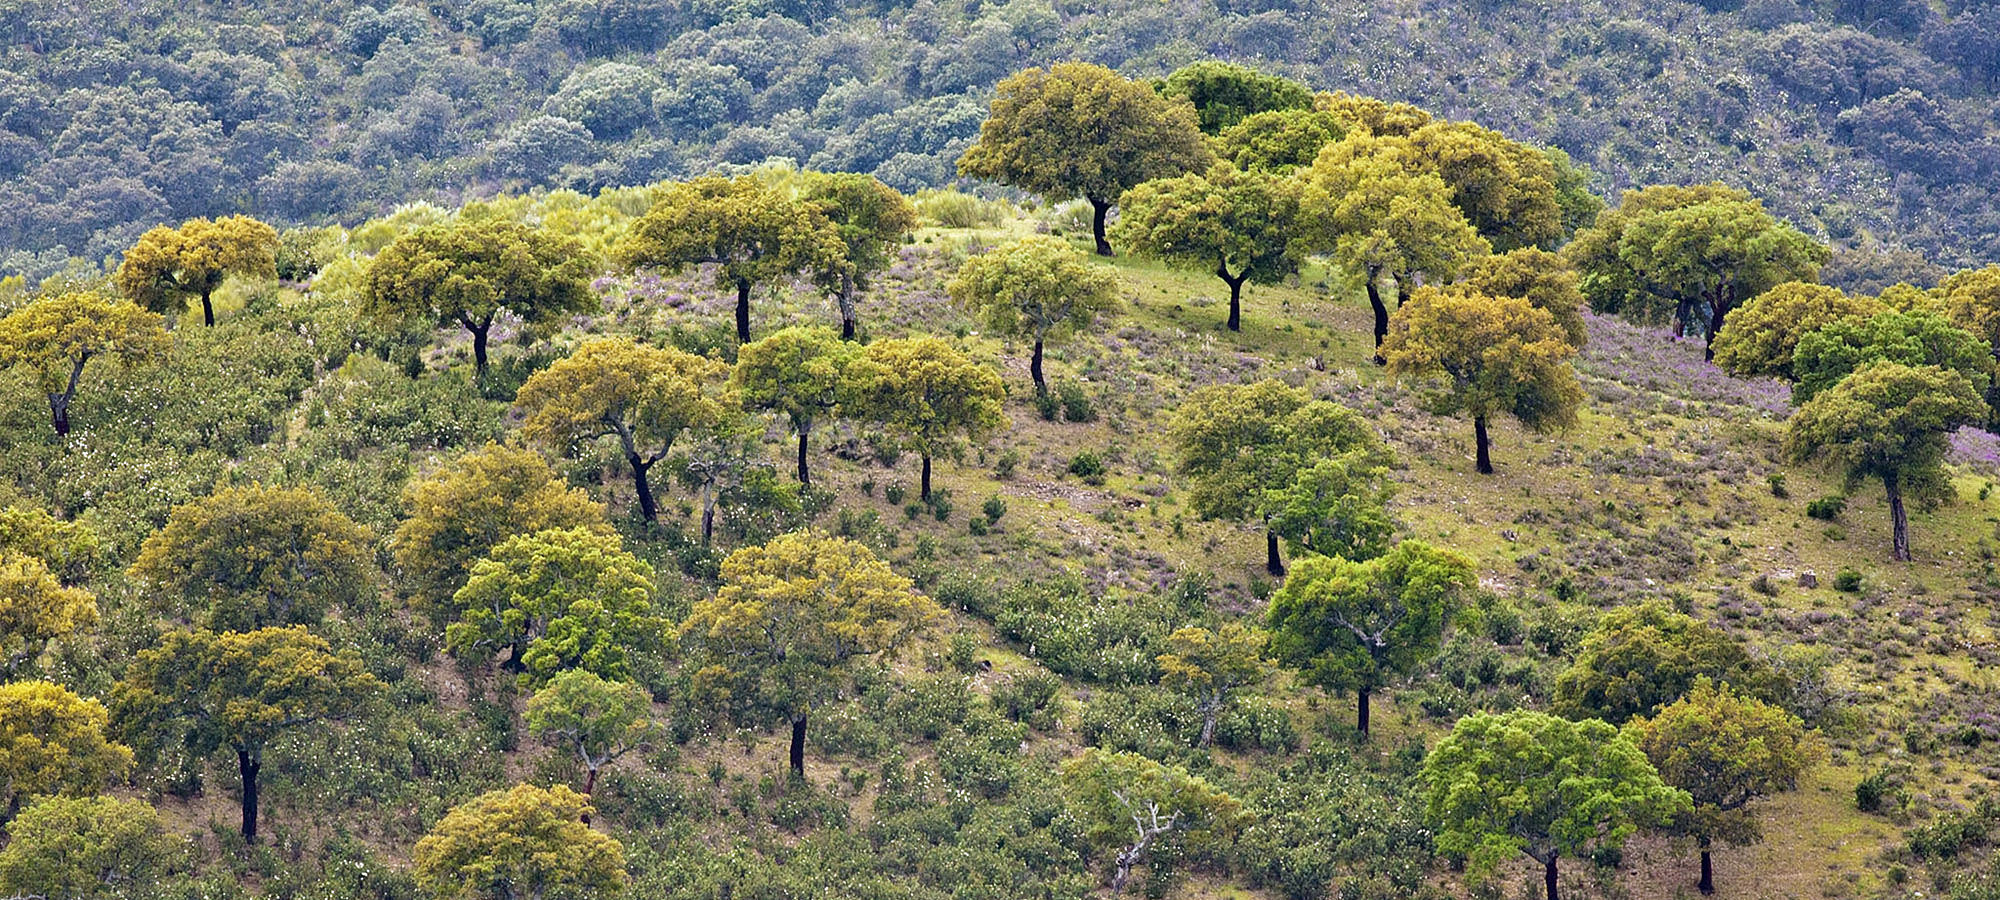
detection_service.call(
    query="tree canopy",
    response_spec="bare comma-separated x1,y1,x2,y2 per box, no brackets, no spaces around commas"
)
957,62,1214,255
0,795,173,899
1790,307,1993,403
842,337,1007,501
1712,281,1884,379
525,669,662,801
681,531,940,776
1382,287,1584,474
799,171,920,340
1156,621,1268,748
361,217,598,377
1552,602,1785,724
1423,709,1689,900
1061,748,1245,894
129,484,375,631
0,680,132,821
948,234,1121,392
0,290,169,435
413,783,628,900
115,215,279,326
1114,163,1295,332
515,336,733,523
445,526,662,685
732,326,857,486
1785,359,1986,560
1160,60,1314,134
1267,541,1477,735
1456,247,1589,348
0,552,98,677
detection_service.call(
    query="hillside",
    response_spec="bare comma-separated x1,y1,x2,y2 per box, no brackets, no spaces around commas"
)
3,0,1999,282
3,155,2000,899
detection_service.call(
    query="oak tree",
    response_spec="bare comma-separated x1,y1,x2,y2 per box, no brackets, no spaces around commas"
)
1790,307,1992,403
1712,282,1883,380
116,215,279,326
1160,60,1313,134
948,234,1121,392
1382,287,1584,474
1785,360,1986,561
445,526,662,684
1061,748,1244,894
130,484,375,631
615,175,846,343
733,326,856,486
958,62,1215,256
843,337,1007,501
0,291,169,435
1423,710,1689,900
800,171,920,340
1457,247,1589,348
515,336,733,523
413,783,627,900
0,552,98,677
0,680,132,821
1156,622,1268,748
1405,120,1566,252
525,670,662,806
1266,541,1476,735
361,218,598,377
1114,163,1294,332
1213,108,1349,173
390,442,610,614
681,531,941,776
111,626,379,842
1629,679,1823,895
1168,379,1391,574
0,795,172,899
1552,602,1785,725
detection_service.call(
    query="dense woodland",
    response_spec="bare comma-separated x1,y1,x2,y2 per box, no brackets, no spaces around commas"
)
8,18,2000,900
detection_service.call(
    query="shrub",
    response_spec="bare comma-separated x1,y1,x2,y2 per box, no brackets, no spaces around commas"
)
913,189,1009,228
1057,381,1097,422
1034,388,1061,421
992,669,1063,731
1807,495,1846,520
884,483,907,505
1768,472,1789,498
1856,769,1893,812
1068,451,1106,484
1835,568,1864,592
994,449,1022,479
982,495,1007,524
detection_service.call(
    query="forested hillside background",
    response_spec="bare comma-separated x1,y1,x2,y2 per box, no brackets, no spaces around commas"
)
3,0,1998,281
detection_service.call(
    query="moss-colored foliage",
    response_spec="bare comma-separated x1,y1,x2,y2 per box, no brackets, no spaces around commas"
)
0,506,108,586
1404,120,1566,252
1213,108,1350,173
1168,379,1392,573
115,215,279,327
360,218,598,376
843,337,1007,501
526,669,661,799
0,290,169,435
413,783,627,900
798,172,920,340
1566,184,1828,356
445,526,661,686
1295,138,1490,354
0,680,132,820
1156,621,1268,748
1115,163,1294,332
514,336,733,523
1061,748,1245,894
1791,307,1993,403
1712,281,1884,379
1382,287,1583,475
1939,263,2000,349
130,484,375,631
948,234,1121,392
0,552,98,677
682,531,941,775
1456,247,1589,348
958,62,1214,255
1267,541,1476,735
1785,360,1986,561
614,174,846,342
1552,603,1785,724
1160,60,1314,134
0,795,173,898
733,326,857,486
110,625,380,841
390,442,610,614
1424,710,1688,900
1628,679,1824,894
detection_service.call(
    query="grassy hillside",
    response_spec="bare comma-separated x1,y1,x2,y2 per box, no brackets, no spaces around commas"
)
4,184,1999,899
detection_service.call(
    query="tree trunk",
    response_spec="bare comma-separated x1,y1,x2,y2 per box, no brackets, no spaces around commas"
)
1198,700,1219,748
237,749,261,843
200,289,216,327
1357,687,1371,736
1474,415,1493,474
470,321,491,379
1090,197,1114,257
1366,277,1388,364
1885,470,1910,562
796,426,812,486
1544,855,1560,900
789,714,807,777
1111,844,1143,894
49,394,70,436
580,767,599,824
701,498,715,546
839,271,859,341
1697,835,1714,894
1031,337,1046,396
629,455,659,523
1703,284,1732,362
1672,300,1691,339
735,278,753,343
920,454,932,502
503,637,528,672
1266,528,1284,576
1219,262,1247,332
